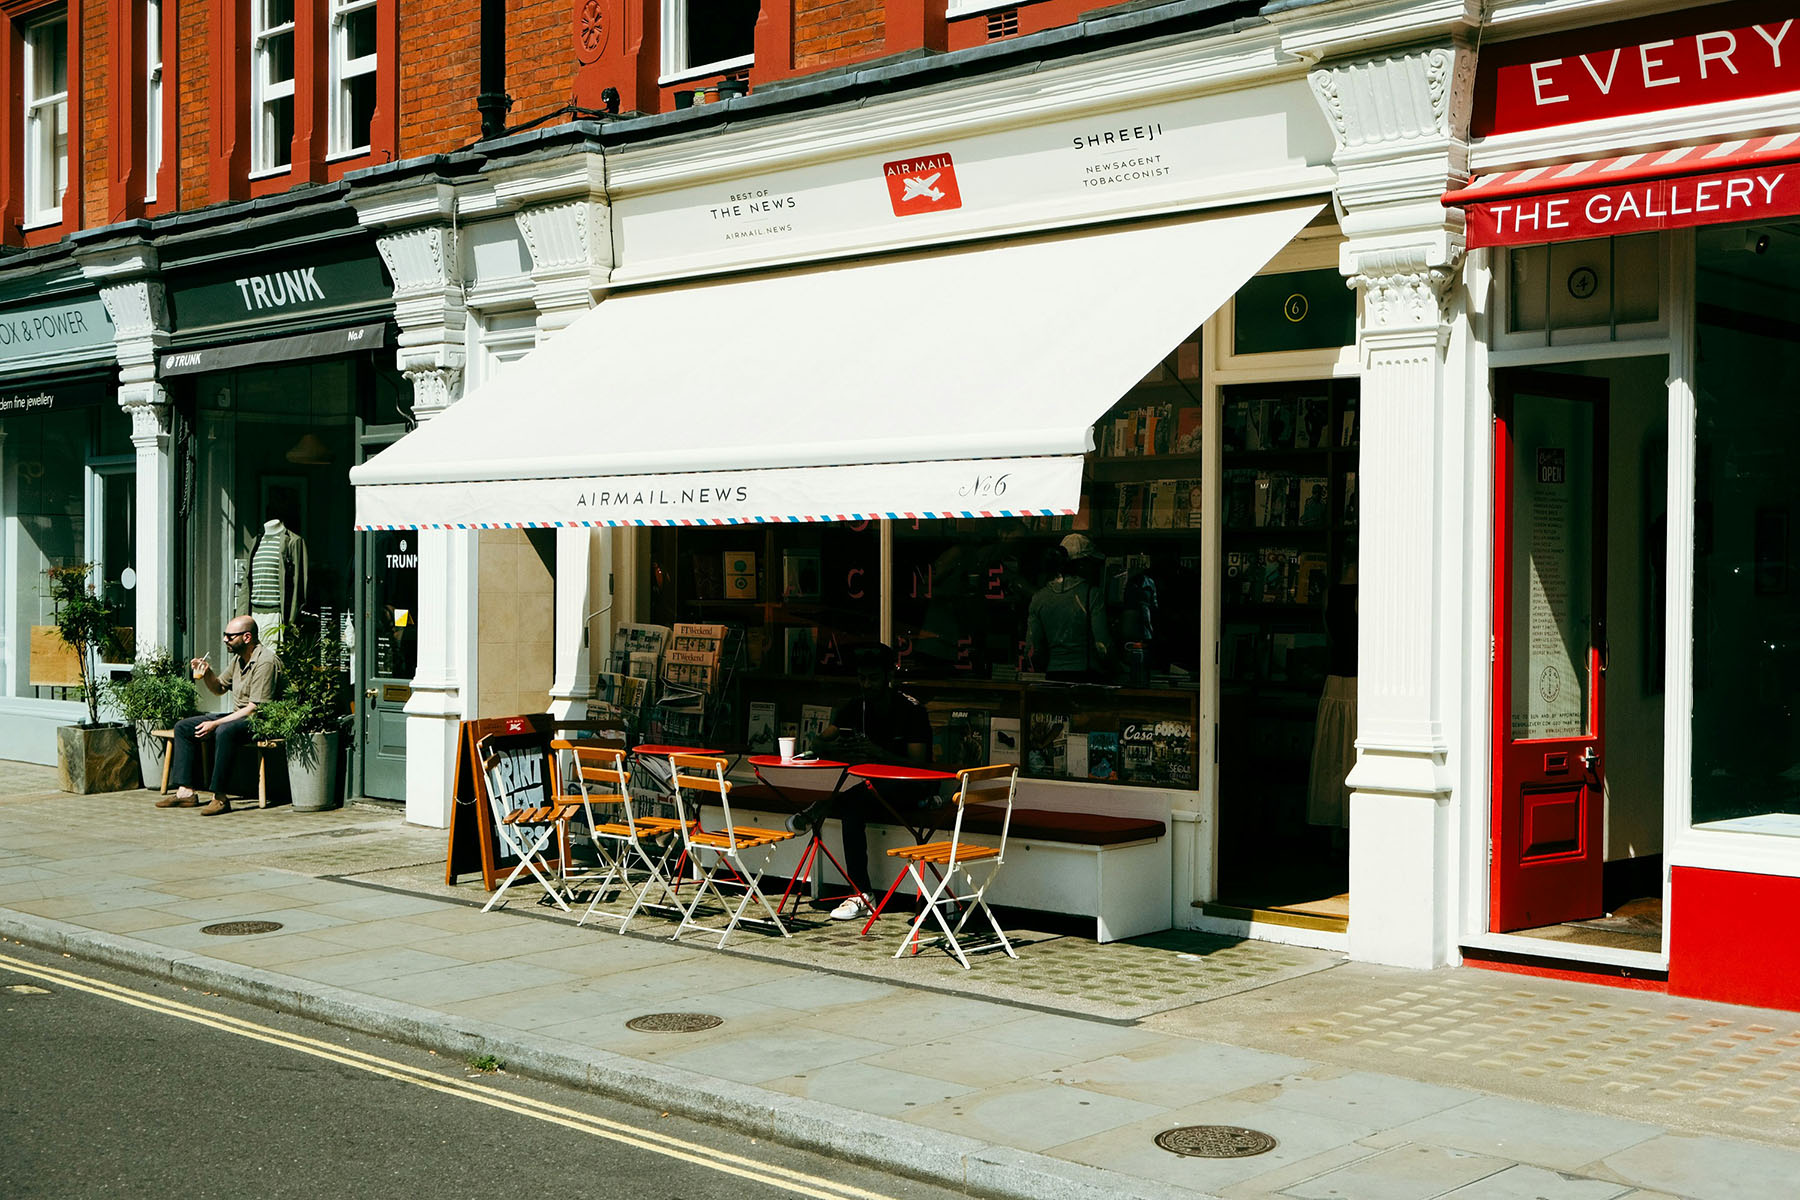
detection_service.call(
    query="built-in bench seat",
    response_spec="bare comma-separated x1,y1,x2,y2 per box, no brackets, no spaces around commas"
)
719,781,1169,942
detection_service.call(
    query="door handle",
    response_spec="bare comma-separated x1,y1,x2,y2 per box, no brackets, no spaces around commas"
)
365,688,379,700
1579,746,1598,771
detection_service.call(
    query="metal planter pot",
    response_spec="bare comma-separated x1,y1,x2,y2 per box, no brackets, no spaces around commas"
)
288,731,342,812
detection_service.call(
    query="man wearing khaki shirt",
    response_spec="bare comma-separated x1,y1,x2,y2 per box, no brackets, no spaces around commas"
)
159,616,281,816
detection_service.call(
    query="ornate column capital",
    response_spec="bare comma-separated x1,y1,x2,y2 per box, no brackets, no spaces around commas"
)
1348,245,1461,341
515,199,612,338
374,223,467,423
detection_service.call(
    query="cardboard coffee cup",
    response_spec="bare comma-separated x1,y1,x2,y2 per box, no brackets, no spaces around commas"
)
778,737,797,762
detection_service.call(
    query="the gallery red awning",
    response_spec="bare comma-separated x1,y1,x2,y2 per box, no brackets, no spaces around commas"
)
1445,134,1800,248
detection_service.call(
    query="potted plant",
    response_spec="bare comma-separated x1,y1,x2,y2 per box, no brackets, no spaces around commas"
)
102,648,200,789
250,619,353,811
45,563,142,794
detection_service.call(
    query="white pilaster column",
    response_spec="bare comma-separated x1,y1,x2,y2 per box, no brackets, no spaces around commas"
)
1309,44,1473,968
84,244,175,658
362,195,475,827
512,183,613,715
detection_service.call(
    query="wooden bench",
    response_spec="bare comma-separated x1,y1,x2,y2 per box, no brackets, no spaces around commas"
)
725,782,1170,942
150,729,287,808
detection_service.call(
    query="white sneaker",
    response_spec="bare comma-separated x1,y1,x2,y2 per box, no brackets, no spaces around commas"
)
830,896,870,922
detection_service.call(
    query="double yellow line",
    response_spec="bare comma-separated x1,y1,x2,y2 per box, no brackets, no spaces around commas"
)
0,950,900,1200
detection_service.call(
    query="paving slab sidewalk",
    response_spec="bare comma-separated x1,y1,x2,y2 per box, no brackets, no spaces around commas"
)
3,767,1798,1200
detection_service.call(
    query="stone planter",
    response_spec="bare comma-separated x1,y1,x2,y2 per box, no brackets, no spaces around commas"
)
288,731,342,812
57,724,143,795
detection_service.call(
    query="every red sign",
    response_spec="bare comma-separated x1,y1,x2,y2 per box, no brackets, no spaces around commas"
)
1477,0,1798,136
1466,166,1798,248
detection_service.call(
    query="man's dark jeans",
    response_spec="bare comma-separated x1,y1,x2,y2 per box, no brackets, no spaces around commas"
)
168,713,254,796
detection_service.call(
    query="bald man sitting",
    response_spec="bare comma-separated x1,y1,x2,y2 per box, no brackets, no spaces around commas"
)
158,616,281,816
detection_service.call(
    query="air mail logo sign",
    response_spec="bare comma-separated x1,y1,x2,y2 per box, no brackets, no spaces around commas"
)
883,153,963,217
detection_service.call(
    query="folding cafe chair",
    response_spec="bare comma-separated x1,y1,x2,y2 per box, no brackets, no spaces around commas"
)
551,740,693,933
667,753,798,947
887,764,1019,969
478,733,581,914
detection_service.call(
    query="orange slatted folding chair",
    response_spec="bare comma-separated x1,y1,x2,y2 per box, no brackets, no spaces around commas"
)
479,735,582,914
667,753,797,947
553,740,691,933
887,764,1018,968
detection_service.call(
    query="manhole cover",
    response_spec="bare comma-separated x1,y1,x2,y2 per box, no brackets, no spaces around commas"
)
625,1012,723,1033
200,920,284,936
1154,1125,1278,1158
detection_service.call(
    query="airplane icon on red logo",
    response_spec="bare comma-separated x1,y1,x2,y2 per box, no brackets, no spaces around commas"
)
883,153,962,216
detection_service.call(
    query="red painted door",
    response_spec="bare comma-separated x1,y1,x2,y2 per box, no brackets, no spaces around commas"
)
1492,373,1608,932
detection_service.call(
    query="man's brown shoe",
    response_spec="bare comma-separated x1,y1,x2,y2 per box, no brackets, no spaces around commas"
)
155,792,199,808
200,796,232,816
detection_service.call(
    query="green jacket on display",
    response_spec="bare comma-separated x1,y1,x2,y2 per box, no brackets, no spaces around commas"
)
236,520,309,625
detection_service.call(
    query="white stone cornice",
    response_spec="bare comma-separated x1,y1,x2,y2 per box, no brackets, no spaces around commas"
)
487,155,608,213
378,224,459,297
348,179,461,230
1272,0,1481,64
1481,0,1700,42
515,200,613,332
605,24,1298,199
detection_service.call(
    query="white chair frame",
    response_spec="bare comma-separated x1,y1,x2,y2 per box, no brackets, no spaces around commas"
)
556,741,688,933
667,753,795,948
891,765,1019,969
479,738,574,915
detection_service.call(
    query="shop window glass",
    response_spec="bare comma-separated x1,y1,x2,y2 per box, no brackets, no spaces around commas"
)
645,335,1206,787
329,0,379,156
3,409,88,696
146,0,163,200
92,466,136,662
1508,234,1660,336
22,12,69,226
252,0,296,172
1690,221,1800,834
662,0,758,78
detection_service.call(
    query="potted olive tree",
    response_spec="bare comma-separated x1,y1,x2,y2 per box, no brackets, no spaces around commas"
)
102,648,199,789
46,564,142,794
250,620,352,811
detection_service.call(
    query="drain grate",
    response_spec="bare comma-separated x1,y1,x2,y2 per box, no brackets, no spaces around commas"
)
1154,1125,1278,1158
200,920,284,936
625,1012,723,1033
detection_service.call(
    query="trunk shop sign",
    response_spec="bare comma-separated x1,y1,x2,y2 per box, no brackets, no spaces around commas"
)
0,295,115,361
1480,2,1796,134
884,154,962,216
169,241,389,332
1071,121,1172,190
1469,167,1797,246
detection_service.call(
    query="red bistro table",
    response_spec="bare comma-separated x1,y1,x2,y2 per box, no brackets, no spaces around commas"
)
847,762,957,936
747,756,855,915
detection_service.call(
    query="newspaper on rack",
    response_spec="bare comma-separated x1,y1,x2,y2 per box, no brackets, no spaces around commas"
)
611,623,670,679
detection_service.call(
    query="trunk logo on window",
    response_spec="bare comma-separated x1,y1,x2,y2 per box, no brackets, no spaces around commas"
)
884,153,962,216
1536,448,1565,485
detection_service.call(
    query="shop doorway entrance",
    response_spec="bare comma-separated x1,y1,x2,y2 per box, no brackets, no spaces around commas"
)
1489,360,1667,958
355,424,413,802
1492,372,1609,931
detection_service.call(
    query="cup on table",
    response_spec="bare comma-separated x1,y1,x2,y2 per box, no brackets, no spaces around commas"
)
778,737,797,762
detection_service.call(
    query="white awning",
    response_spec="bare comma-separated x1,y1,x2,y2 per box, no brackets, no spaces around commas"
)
353,201,1321,529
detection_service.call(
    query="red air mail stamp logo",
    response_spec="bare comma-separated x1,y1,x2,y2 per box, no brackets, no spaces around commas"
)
884,153,962,217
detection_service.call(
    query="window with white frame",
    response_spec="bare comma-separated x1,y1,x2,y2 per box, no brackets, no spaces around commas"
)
22,12,69,226
661,0,759,80
251,0,296,172
146,0,163,200
329,0,378,157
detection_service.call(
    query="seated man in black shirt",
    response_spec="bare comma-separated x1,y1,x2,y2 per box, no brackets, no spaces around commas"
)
788,643,934,921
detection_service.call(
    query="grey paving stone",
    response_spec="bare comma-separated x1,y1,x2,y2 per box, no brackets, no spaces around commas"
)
655,1027,894,1085
761,1060,977,1116
1284,1143,1509,1200
1597,1132,1800,1200
1384,1094,1662,1171
908,1079,1169,1153
1259,1069,1480,1127
1438,1164,1633,1199
286,946,475,987
1045,1041,1312,1106
863,1028,1092,1088
357,958,580,1006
